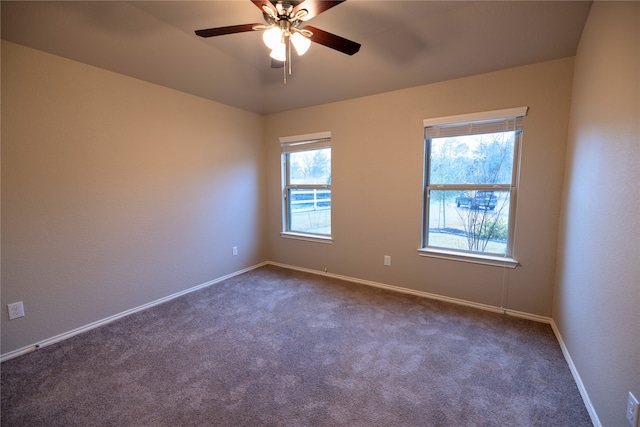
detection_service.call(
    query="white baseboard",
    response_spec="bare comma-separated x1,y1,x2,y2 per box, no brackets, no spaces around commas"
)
270,262,600,424
2,260,599,425
550,320,601,427
1,261,548,363
2,260,598,425
267,261,552,324
0,262,268,363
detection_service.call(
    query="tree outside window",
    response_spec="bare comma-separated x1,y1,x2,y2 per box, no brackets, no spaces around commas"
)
422,108,527,261
286,148,331,235
280,132,332,238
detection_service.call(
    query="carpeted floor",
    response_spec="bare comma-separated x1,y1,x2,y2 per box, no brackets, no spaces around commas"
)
1,265,592,426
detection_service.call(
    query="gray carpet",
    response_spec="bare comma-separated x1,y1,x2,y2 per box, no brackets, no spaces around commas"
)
1,265,591,426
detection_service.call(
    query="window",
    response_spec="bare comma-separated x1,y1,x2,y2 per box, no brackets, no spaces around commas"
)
281,132,332,241
420,107,528,267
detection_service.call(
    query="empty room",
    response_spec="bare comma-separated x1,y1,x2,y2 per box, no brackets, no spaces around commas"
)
1,1,638,426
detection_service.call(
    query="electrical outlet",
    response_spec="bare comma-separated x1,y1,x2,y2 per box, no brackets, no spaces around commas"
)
384,255,391,266
232,246,238,256
627,392,639,427
8,302,25,320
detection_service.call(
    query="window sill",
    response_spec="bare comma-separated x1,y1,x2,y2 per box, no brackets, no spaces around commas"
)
281,232,333,244
418,247,519,268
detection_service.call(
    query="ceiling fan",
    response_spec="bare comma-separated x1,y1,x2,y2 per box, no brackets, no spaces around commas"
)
195,0,361,82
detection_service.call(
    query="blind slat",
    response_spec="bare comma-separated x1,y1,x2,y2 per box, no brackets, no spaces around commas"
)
424,107,528,139
280,131,331,153
425,117,524,139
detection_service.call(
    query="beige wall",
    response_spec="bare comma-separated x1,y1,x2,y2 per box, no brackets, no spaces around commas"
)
3,6,637,425
554,2,640,426
265,58,574,318
1,41,266,354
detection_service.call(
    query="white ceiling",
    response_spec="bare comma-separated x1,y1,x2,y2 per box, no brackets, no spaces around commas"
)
1,1,592,115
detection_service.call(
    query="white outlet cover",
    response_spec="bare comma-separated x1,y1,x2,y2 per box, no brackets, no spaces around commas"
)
8,302,25,320
628,392,639,427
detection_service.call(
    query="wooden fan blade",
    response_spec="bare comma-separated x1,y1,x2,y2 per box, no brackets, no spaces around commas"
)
251,0,277,15
195,23,261,38
293,1,345,21
302,25,360,55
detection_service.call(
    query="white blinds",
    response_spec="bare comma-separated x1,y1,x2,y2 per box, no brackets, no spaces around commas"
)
424,107,528,139
280,131,331,153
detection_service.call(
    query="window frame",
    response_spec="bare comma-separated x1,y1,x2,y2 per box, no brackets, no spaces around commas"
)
419,107,528,268
280,131,332,243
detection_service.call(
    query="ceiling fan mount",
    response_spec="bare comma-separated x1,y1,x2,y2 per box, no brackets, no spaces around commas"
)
260,0,308,25
195,0,360,81
253,1,313,45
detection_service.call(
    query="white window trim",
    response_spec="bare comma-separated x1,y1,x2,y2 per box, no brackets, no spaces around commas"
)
280,131,332,240
280,232,333,244
421,106,528,267
423,107,528,127
280,131,332,144
280,131,331,152
418,247,519,268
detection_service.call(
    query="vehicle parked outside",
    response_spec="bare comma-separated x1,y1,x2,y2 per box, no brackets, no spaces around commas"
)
455,190,497,210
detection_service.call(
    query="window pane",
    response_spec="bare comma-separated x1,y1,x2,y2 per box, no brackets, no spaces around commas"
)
288,188,331,235
288,148,331,185
427,190,511,255
429,132,515,185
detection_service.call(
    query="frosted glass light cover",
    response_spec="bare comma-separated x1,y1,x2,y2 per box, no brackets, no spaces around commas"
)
291,32,311,55
263,27,282,50
270,43,286,61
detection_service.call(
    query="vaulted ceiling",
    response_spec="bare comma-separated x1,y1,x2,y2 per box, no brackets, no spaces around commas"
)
1,1,592,115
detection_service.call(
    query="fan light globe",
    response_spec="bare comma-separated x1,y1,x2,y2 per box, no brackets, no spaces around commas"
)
291,32,311,56
270,43,287,61
263,27,282,50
